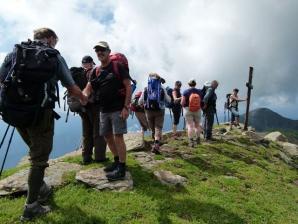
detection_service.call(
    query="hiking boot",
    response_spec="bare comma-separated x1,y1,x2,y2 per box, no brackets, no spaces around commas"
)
106,164,126,181
151,143,161,154
38,183,53,204
188,139,195,148
81,157,93,165
104,161,119,172
20,201,51,222
195,137,201,145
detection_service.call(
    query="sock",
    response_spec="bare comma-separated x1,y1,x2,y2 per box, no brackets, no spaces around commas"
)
114,156,119,163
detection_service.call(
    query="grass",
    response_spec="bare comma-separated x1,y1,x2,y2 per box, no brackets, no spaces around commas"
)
0,131,298,224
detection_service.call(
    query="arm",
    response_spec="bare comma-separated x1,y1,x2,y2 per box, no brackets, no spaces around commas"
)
181,96,186,106
203,88,213,104
120,78,132,120
173,90,181,103
138,91,145,106
83,82,93,97
67,84,88,105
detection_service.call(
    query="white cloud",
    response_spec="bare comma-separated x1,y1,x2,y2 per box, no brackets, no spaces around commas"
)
0,0,297,116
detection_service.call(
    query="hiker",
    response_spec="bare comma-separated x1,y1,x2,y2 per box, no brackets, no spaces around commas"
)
130,91,149,145
0,28,88,221
202,80,219,141
79,56,107,164
83,41,132,181
181,79,203,147
171,81,183,138
138,73,171,154
229,88,246,130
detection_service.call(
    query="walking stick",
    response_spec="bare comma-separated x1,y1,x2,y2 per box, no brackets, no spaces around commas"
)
0,127,15,176
0,125,10,150
215,111,220,126
65,107,70,123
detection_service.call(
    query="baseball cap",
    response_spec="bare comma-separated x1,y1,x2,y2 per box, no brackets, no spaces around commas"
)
81,55,95,64
93,41,110,50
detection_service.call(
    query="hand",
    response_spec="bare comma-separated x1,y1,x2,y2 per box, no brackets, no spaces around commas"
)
80,94,88,106
120,107,129,120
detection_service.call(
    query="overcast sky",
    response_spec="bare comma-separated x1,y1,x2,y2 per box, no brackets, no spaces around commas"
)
0,0,297,118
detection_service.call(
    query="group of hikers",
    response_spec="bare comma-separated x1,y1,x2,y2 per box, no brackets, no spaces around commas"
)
0,27,246,221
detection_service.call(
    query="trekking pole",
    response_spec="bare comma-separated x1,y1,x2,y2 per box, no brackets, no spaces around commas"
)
215,112,220,126
65,107,70,123
0,125,10,150
0,127,15,177
203,113,207,139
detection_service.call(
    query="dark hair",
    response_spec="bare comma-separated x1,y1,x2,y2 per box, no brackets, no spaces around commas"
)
233,88,239,93
33,28,58,40
175,81,182,86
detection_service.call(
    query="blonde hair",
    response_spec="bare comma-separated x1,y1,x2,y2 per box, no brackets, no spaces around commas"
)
33,28,58,40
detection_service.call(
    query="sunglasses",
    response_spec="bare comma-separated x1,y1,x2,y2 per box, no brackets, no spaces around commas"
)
95,47,108,53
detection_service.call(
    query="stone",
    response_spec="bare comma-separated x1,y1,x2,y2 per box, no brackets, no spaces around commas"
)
242,131,261,140
131,151,172,170
293,180,298,187
279,142,298,168
76,168,133,191
154,170,187,186
124,133,144,151
247,126,256,132
264,131,288,142
0,161,81,196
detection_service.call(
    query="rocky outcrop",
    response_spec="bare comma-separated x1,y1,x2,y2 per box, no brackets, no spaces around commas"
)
279,142,298,168
0,161,81,196
154,170,187,186
264,131,288,142
76,168,133,191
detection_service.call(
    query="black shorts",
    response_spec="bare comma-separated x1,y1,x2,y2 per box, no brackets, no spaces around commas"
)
172,106,182,125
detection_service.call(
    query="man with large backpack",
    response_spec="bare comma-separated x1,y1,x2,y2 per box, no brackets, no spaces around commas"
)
0,28,87,221
202,80,219,141
78,56,107,164
83,41,133,181
181,79,203,147
228,88,246,130
138,73,171,154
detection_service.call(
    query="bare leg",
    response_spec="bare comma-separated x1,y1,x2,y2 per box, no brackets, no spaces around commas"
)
114,134,126,163
104,133,118,157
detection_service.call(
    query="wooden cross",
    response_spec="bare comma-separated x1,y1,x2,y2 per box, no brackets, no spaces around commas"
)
244,67,254,131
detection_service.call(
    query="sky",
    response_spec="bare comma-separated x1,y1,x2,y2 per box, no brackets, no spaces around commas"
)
0,0,297,119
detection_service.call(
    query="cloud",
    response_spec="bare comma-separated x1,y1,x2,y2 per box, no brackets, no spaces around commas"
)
0,0,297,117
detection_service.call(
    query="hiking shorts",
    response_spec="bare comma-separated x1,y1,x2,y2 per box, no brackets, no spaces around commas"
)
184,107,201,124
99,110,127,136
230,107,239,122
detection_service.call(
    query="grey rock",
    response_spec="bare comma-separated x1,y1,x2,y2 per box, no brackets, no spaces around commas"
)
242,131,261,140
154,170,187,186
264,131,288,142
131,151,172,170
76,168,133,191
247,126,256,132
0,161,81,196
279,142,298,168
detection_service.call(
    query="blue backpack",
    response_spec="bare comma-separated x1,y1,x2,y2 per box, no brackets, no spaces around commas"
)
144,77,164,110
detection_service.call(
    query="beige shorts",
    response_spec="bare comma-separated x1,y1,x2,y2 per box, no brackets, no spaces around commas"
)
184,107,201,123
135,111,149,131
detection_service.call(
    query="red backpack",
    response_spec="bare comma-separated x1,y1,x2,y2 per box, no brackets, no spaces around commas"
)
95,52,136,96
189,93,201,112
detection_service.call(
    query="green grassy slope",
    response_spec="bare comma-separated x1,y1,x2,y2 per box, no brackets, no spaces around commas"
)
0,131,297,224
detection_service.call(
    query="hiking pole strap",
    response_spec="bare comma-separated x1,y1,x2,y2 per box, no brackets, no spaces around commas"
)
0,125,10,150
0,127,15,176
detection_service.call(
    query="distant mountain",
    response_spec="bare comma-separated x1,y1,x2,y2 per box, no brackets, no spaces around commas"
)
240,108,298,132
